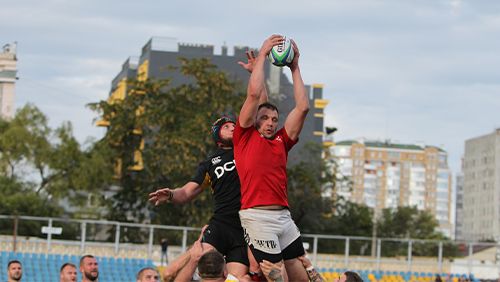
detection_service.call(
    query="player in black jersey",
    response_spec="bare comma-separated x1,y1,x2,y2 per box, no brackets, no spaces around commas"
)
149,51,272,281
149,116,250,281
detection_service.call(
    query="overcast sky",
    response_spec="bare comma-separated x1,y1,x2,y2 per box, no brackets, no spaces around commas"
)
2,0,500,176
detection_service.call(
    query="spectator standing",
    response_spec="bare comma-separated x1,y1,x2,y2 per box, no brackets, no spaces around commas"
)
161,238,169,265
136,267,160,282
79,255,99,282
7,260,22,282
60,262,77,282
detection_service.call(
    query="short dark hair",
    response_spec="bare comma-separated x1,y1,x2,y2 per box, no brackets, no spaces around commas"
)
344,271,363,282
258,102,279,116
60,262,76,273
136,267,158,280
79,255,95,267
197,250,225,279
7,260,21,269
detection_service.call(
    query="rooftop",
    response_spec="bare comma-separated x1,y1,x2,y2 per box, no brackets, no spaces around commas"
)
336,140,445,152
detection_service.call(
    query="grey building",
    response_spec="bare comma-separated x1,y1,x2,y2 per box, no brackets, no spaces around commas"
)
455,172,464,240
105,37,328,165
462,129,500,241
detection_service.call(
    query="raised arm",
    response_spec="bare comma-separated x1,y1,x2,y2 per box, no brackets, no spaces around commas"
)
238,50,269,105
148,181,203,206
239,35,282,128
284,39,310,141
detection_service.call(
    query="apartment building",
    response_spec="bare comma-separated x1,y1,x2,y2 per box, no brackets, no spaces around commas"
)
331,139,453,237
461,129,500,241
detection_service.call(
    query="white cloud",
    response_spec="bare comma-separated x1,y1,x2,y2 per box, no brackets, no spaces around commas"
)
2,0,500,177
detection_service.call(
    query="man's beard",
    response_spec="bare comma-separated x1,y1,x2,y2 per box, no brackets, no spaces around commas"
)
84,271,99,281
219,137,233,147
11,273,22,281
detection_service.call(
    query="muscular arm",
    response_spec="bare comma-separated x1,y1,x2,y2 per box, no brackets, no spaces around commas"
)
162,251,191,282
283,39,310,141
260,260,284,282
170,181,204,204
148,181,203,206
298,255,324,282
164,226,210,282
238,49,269,107
239,35,282,128
174,226,210,281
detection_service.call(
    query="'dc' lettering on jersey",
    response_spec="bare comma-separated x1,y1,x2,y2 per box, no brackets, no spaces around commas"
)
214,160,236,179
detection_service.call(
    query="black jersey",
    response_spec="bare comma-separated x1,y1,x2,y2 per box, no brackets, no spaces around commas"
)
191,148,241,225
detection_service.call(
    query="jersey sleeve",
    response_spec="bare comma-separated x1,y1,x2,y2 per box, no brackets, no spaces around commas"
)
280,127,298,152
190,161,210,185
233,119,253,147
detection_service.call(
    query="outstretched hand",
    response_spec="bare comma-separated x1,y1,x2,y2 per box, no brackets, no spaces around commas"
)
190,225,208,261
288,39,300,71
238,50,257,73
259,34,284,57
148,188,173,206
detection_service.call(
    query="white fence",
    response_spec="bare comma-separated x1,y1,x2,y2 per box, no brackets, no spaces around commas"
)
1,215,499,279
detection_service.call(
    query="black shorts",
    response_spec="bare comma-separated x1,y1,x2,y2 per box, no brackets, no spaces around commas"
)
249,236,305,264
202,218,249,266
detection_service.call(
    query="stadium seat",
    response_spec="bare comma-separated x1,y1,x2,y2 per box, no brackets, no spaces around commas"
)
0,251,155,282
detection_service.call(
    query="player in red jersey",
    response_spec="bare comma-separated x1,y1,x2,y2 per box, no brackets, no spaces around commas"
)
233,35,310,282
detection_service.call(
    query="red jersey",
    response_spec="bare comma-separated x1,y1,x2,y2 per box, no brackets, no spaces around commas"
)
233,120,297,209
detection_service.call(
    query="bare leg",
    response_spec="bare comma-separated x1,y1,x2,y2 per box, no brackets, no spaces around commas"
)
226,262,251,282
281,263,288,282
284,258,308,282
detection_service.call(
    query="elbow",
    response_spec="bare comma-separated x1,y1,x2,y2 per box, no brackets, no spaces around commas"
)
247,87,262,101
163,268,176,281
299,104,310,115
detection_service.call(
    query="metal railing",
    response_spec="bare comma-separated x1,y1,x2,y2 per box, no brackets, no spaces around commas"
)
1,214,499,279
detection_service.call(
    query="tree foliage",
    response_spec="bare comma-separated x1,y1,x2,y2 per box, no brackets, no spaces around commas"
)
376,206,457,256
288,143,334,232
0,104,114,222
89,58,244,227
377,206,443,239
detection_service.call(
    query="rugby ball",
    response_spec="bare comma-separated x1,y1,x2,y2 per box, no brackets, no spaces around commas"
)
268,36,294,67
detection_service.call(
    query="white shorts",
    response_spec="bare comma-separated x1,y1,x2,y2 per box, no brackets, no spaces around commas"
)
239,208,301,255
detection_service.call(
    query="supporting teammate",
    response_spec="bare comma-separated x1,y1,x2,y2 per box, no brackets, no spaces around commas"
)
149,116,248,281
233,34,310,281
148,51,267,282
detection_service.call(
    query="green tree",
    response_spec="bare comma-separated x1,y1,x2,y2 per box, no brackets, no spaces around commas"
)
0,104,112,220
288,143,334,233
376,206,457,256
89,58,244,230
319,200,374,255
377,206,442,239
286,143,374,254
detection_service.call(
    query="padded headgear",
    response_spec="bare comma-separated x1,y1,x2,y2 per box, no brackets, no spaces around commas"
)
211,116,235,145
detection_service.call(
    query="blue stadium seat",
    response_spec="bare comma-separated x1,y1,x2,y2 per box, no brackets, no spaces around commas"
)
0,251,155,282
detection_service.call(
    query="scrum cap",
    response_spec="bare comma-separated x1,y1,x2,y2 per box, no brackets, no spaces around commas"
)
211,116,235,145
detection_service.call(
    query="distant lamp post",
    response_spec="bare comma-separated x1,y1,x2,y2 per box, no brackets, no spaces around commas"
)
326,126,338,135
324,127,337,148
